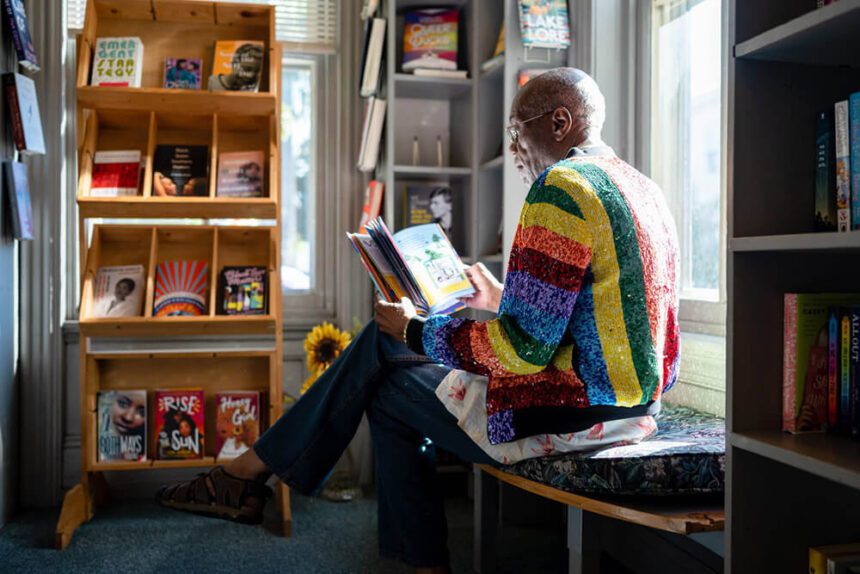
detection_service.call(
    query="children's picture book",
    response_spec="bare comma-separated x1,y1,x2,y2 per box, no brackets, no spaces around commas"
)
835,100,851,232
152,145,209,197
518,0,571,50
155,389,204,459
91,37,144,87
163,58,202,89
208,40,264,92
2,0,38,72
153,260,209,317
403,185,458,250
815,109,837,232
3,72,45,155
347,217,474,316
97,390,147,462
216,151,264,197
217,266,267,315
215,391,261,461
2,160,33,240
93,265,145,318
358,180,384,232
91,150,142,196
402,8,459,72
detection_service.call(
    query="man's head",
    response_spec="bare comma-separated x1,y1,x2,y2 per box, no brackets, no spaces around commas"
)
428,187,453,219
508,68,606,184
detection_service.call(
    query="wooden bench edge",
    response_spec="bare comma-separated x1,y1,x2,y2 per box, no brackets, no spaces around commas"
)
477,464,725,536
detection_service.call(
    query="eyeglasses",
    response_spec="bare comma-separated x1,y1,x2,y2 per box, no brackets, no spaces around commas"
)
506,110,554,146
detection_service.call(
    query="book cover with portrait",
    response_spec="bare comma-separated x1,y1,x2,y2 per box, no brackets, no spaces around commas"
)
215,391,261,462
216,151,264,197
153,260,209,317
403,185,458,251
152,145,209,197
155,389,205,459
208,40,264,92
97,390,147,462
93,265,145,318
163,57,202,89
217,266,267,315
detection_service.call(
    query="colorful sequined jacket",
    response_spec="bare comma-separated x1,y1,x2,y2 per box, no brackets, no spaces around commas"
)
420,154,680,444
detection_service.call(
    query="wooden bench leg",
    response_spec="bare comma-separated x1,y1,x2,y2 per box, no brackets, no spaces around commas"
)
473,466,499,574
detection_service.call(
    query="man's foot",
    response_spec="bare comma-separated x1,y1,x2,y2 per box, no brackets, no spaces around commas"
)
156,466,272,524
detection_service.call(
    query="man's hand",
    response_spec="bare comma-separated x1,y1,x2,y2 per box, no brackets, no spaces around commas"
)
374,298,417,342
460,262,503,313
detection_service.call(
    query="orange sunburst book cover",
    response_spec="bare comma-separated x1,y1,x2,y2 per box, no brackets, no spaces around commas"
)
155,389,205,459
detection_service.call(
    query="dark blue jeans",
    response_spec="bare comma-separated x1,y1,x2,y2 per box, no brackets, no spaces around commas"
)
253,322,498,568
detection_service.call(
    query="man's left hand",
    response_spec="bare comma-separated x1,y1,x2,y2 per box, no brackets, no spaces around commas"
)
374,298,417,342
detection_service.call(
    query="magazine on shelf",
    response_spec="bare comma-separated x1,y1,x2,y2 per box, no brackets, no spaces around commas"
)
93,265,146,318
402,8,459,72
215,391,261,462
97,390,147,462
153,260,209,317
91,150,142,197
347,217,474,316
155,389,204,459
208,40,264,92
518,0,571,50
91,37,144,87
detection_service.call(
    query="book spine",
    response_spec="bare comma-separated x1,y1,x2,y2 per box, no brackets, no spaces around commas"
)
784,294,799,433
2,75,25,151
841,311,852,431
829,308,839,430
816,110,837,231
850,93,860,229
851,309,860,438
835,100,851,232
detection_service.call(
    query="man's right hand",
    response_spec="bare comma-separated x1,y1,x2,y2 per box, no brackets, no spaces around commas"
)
460,262,503,314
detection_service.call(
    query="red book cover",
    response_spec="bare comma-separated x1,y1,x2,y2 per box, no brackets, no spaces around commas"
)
215,391,261,462
155,389,205,459
91,150,141,196
357,180,384,232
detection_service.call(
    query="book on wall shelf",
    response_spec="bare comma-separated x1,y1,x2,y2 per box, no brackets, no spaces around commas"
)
347,217,474,316
155,389,205,460
357,97,386,173
361,0,379,20
815,109,837,232
3,72,45,155
359,17,386,97
2,160,33,241
403,185,459,252
164,58,202,90
2,0,38,72
91,37,144,87
480,24,506,72
815,91,860,232
836,100,851,232
216,266,267,316
91,150,142,197
402,8,459,72
518,0,571,50
97,390,147,462
93,265,146,318
358,180,384,232
216,151,264,198
850,92,860,230
215,391,261,462
208,40,264,93
153,260,209,317
153,145,209,197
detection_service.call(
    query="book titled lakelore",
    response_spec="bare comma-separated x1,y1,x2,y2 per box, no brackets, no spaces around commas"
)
402,8,459,71
91,37,144,87
98,390,147,462
518,0,571,49
153,145,209,197
155,389,204,460
347,217,474,316
216,151,264,197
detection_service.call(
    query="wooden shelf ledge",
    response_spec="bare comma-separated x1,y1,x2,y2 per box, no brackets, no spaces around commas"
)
730,231,860,252
77,196,278,220
394,73,472,99
731,430,860,490
77,86,277,116
735,0,860,67
393,165,472,178
79,315,277,338
88,456,217,472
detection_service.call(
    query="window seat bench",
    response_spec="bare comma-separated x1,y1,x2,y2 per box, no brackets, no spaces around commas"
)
473,406,726,574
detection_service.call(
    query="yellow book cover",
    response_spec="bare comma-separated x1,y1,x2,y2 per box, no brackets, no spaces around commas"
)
493,24,505,58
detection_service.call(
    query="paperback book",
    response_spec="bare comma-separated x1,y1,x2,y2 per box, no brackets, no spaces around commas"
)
518,0,571,50
835,100,852,232
152,145,209,197
217,266,267,315
91,150,141,196
93,265,146,318
153,260,209,317
2,160,32,240
850,92,860,230
358,180,384,232
402,8,459,72
815,109,837,232
347,217,474,316
3,72,45,155
97,390,147,462
208,40,264,92
403,185,458,251
2,0,37,72
155,389,204,459
359,17,386,97
91,37,144,87
216,151,264,197
164,58,202,89
215,391,261,461
357,97,387,173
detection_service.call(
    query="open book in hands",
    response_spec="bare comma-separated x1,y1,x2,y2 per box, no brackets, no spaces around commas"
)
347,217,475,316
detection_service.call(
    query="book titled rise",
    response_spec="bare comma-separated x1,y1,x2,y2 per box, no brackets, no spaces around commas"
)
97,390,147,462
155,389,205,459
215,391,261,462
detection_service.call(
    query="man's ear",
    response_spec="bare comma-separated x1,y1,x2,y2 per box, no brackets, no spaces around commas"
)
552,107,573,142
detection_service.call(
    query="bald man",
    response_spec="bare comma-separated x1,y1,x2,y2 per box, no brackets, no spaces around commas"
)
157,68,680,574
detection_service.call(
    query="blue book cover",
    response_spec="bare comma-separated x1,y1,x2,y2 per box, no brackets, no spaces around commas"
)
851,308,860,438
840,309,852,431
2,0,38,72
850,93,860,229
2,160,33,241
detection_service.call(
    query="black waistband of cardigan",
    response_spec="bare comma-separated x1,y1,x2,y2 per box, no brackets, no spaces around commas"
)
508,399,662,441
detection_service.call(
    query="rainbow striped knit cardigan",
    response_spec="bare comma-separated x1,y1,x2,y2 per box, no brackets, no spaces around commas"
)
421,154,680,444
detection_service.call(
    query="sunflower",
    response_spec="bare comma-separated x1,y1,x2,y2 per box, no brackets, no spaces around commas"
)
301,322,352,394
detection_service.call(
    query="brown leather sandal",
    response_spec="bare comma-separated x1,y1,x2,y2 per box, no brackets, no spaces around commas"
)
156,466,272,524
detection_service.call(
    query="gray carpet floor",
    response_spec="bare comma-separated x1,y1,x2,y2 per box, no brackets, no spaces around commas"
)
0,492,566,573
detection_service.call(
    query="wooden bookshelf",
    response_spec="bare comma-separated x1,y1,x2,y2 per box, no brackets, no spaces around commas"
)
56,0,289,550
729,0,860,570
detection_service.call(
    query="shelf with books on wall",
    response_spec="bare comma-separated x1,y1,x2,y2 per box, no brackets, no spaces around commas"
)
729,0,860,570
77,87,277,116
393,74,472,99
78,225,277,337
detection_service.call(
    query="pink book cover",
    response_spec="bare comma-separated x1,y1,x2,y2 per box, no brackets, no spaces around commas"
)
215,391,261,462
216,151,264,197
783,294,798,432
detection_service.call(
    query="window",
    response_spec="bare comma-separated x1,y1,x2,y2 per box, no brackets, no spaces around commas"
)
650,0,723,304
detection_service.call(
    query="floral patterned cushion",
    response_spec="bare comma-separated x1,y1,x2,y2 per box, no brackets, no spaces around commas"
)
504,406,725,496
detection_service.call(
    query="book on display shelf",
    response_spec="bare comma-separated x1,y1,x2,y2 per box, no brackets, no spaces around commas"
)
97,390,147,462
402,8,459,72
91,37,143,87
155,389,205,460
93,265,146,318
215,391,261,462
